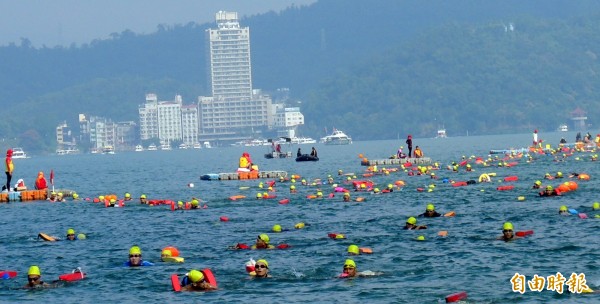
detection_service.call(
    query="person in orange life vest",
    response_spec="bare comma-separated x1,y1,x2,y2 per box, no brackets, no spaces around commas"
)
414,146,423,158
35,171,48,190
5,149,13,192
239,152,251,169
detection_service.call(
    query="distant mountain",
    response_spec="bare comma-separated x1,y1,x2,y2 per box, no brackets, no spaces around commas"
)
3,0,600,151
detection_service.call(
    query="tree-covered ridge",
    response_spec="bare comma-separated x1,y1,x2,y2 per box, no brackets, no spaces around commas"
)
302,15,600,140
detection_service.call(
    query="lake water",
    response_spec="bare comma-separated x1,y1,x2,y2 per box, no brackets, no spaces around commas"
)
1,131,599,303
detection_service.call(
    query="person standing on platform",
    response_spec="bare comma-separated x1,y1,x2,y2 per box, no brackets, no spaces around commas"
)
532,129,538,146
405,135,413,158
5,149,13,192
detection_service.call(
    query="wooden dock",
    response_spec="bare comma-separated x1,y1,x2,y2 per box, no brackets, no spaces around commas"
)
361,157,432,166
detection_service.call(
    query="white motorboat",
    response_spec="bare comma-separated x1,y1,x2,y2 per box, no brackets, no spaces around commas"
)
147,144,158,151
11,148,28,159
193,143,202,149
436,129,447,138
320,129,352,145
135,145,144,152
558,124,568,132
102,146,115,154
203,141,212,149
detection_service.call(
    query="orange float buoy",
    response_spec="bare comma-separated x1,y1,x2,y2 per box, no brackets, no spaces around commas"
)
163,246,180,257
220,216,229,222
358,153,364,159
566,181,578,191
578,174,590,180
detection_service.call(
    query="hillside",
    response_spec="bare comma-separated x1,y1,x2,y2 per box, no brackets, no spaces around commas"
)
3,0,600,152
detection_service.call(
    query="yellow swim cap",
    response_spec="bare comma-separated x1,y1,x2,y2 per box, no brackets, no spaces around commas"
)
317,191,323,197
162,249,172,257
343,192,350,197
67,228,75,235
557,172,563,177
140,194,146,199
125,193,131,198
348,244,359,255
503,222,514,230
58,192,63,196
301,179,306,183
295,222,305,229
593,202,600,210
72,193,79,199
99,195,104,200
388,184,393,189
258,234,270,243
426,204,434,211
272,224,282,232
373,188,380,193
256,259,269,268
290,185,296,190
110,198,116,203
178,201,183,206
129,246,142,255
407,217,417,225
416,235,425,241
546,185,553,191
534,180,542,186
559,205,568,212
335,234,345,239
191,199,199,206
344,259,356,268
263,192,268,197
256,193,263,198
188,269,204,283
291,179,296,183
28,265,41,276
347,176,351,181
360,184,366,188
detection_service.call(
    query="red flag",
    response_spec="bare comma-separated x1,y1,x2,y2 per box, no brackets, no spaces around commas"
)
50,170,54,185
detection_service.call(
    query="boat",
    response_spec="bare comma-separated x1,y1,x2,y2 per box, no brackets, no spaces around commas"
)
160,144,172,151
436,129,447,138
56,148,80,155
320,129,352,145
193,143,202,149
135,145,144,152
147,144,158,151
102,146,115,154
558,124,568,132
178,143,188,149
296,154,319,162
11,148,28,159
265,151,293,159
289,137,317,144
203,141,212,149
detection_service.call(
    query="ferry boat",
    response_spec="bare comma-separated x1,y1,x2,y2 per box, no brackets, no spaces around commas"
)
320,129,352,145
193,143,202,149
436,129,447,138
135,145,144,152
102,146,115,154
11,148,28,159
147,144,158,151
291,137,317,144
56,148,80,155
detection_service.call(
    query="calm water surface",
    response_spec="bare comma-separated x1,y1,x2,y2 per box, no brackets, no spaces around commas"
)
1,131,599,303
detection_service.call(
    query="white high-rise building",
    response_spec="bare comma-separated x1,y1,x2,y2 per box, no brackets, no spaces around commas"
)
139,94,159,140
181,105,199,146
207,11,252,101
157,95,183,145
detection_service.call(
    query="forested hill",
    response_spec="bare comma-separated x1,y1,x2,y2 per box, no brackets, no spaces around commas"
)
3,0,600,151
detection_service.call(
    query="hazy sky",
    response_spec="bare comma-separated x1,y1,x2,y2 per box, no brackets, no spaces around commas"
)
0,0,316,47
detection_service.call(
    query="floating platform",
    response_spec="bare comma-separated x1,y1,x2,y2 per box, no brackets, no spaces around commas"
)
489,148,529,155
360,157,432,166
201,171,288,181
